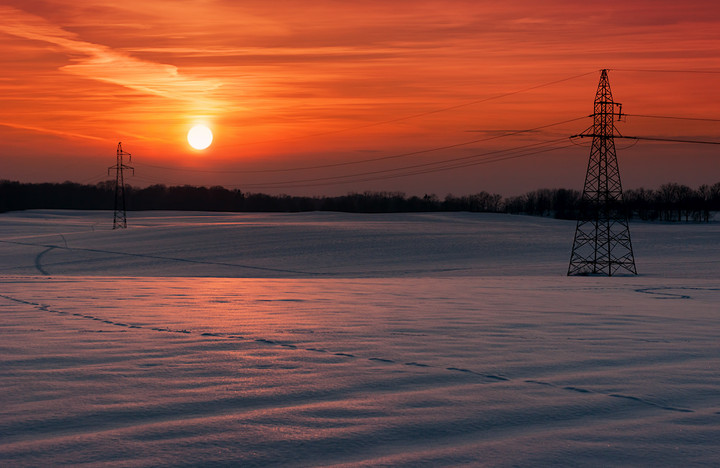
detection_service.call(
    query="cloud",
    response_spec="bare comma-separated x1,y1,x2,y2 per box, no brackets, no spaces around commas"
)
0,6,222,110
0,121,105,141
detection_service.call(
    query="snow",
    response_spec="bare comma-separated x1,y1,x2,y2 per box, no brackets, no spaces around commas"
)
1,210,719,466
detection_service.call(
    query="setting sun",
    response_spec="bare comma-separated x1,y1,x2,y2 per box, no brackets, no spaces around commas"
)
187,125,213,150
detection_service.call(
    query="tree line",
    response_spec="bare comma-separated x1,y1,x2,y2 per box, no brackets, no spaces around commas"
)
1,180,718,221
503,182,720,222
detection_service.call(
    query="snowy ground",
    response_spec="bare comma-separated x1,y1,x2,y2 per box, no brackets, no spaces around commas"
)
1,210,719,466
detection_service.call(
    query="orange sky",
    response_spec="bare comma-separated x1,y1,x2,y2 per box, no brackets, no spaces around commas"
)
1,0,719,196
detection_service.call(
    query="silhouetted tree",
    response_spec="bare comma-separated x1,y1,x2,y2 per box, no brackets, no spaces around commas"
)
0,180,717,220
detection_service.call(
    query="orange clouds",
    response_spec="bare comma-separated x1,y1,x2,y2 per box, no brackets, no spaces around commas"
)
0,6,222,106
0,1,719,195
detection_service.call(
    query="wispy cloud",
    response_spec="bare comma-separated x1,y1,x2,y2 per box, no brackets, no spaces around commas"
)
0,6,222,110
0,121,105,141
1,1,719,194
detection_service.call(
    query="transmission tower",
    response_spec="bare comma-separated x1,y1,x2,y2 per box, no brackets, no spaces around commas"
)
108,142,134,229
567,69,637,276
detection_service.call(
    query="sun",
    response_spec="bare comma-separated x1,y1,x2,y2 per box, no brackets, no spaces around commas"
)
187,124,213,150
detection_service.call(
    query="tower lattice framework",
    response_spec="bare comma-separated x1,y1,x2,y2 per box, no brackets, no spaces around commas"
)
568,69,637,276
109,142,134,229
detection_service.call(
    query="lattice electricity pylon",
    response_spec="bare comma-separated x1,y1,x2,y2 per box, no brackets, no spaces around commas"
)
567,69,637,276
108,142,134,229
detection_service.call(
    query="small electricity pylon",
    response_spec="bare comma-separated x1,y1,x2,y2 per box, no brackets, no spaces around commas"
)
109,142,134,229
567,69,637,276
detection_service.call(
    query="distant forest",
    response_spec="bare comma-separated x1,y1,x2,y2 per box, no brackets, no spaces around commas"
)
1,180,719,222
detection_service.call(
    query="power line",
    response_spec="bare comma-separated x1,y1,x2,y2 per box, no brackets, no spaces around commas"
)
239,139,567,187
77,172,112,184
625,114,720,123
619,136,720,145
117,130,714,189
571,135,720,145
123,141,571,190
234,144,575,190
232,139,572,190
135,116,589,175
97,68,719,191
224,70,599,147
117,129,720,191
612,68,720,74
130,174,190,187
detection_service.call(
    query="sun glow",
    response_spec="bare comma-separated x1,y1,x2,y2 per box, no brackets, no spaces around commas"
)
187,125,213,150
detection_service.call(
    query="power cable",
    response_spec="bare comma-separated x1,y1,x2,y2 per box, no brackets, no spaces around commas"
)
624,114,720,123
233,139,571,189
76,172,110,185
221,70,599,147
612,68,720,74
571,135,720,145
239,138,567,187
619,136,720,145
233,144,575,190
134,116,589,175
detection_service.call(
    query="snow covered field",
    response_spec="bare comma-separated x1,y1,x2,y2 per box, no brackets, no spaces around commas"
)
1,210,719,466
